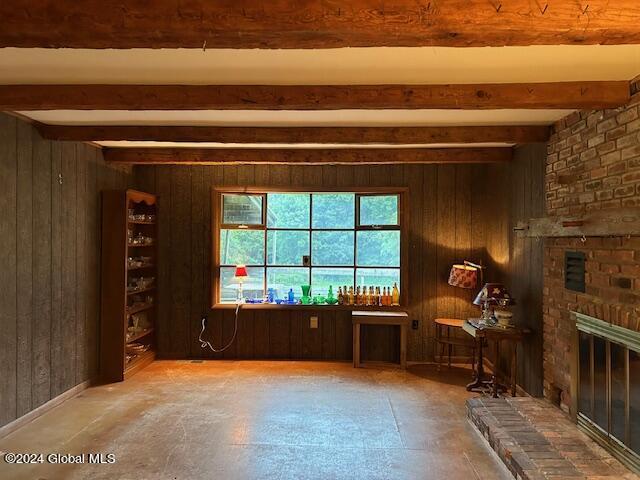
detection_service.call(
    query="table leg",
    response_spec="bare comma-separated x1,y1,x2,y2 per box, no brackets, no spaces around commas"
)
400,324,407,369
466,338,485,391
353,323,361,368
511,343,517,397
492,340,501,398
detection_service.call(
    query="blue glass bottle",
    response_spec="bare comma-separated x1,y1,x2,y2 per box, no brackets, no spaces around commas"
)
288,288,294,303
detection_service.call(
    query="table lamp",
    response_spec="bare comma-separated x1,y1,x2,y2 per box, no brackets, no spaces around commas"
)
473,283,515,323
234,265,249,302
448,262,480,289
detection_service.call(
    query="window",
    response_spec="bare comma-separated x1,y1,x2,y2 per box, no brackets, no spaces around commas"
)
214,189,404,305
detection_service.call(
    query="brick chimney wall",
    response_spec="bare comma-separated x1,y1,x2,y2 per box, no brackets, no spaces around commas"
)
544,96,640,411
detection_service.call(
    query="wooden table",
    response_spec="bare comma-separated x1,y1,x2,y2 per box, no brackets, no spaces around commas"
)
434,318,476,370
352,311,409,369
463,319,527,397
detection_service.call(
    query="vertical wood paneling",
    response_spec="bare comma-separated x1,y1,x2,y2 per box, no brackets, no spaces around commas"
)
508,144,545,396
59,142,77,394
0,114,134,428
86,147,99,379
170,166,191,356
135,161,511,364
156,167,172,356
303,309,322,359
253,310,270,358
190,166,206,357
75,144,88,384
31,131,52,409
404,164,424,361
0,114,18,426
16,121,33,417
50,141,63,397
436,164,456,321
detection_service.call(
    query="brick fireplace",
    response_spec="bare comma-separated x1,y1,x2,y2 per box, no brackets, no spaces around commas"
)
544,97,640,411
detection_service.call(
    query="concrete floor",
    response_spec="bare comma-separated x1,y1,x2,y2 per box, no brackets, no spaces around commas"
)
0,361,511,480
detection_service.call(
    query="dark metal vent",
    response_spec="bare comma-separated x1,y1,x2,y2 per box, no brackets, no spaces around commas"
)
565,251,586,293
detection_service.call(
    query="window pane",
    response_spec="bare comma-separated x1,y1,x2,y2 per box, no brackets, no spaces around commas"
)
267,193,310,228
267,267,310,300
220,229,264,265
356,268,400,290
267,230,309,266
222,194,263,225
312,231,354,266
359,195,398,226
356,230,400,267
312,193,355,228
311,268,354,296
220,266,264,303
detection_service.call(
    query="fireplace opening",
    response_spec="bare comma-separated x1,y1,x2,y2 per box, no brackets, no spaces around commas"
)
574,312,640,473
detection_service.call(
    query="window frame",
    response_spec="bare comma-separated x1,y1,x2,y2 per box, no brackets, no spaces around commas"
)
212,186,408,308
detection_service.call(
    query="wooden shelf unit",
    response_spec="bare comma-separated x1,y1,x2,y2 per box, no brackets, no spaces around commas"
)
101,189,158,382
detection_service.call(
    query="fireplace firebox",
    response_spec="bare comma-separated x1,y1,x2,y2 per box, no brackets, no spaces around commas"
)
572,312,640,474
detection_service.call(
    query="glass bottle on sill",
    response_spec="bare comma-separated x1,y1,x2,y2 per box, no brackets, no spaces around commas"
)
391,282,400,306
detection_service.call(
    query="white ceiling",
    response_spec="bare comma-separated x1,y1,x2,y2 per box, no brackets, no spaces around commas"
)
5,45,638,146
20,109,572,127
1,46,640,85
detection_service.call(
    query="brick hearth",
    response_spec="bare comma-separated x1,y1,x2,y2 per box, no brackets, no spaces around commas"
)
467,396,637,479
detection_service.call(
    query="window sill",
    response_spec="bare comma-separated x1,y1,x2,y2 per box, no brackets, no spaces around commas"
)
212,303,407,312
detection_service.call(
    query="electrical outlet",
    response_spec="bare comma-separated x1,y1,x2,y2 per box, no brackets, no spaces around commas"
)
412,320,419,330
302,255,311,266
310,316,319,329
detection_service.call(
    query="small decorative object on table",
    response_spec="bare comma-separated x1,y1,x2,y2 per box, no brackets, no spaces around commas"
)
473,283,515,324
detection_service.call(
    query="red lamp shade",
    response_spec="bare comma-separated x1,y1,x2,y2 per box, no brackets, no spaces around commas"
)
448,264,478,289
473,283,515,306
234,265,248,279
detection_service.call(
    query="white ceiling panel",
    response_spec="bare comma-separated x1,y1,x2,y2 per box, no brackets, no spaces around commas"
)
19,109,573,127
1,46,639,85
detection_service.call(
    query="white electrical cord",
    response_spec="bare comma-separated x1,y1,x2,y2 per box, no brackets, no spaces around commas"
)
199,303,241,353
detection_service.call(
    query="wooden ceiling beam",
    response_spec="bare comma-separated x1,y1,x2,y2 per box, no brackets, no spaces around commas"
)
3,82,630,110
37,125,550,144
103,147,512,165
2,1,640,48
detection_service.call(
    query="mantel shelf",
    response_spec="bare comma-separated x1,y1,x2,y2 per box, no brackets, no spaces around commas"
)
515,207,640,238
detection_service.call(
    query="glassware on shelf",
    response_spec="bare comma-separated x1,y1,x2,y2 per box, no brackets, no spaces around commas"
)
300,284,312,305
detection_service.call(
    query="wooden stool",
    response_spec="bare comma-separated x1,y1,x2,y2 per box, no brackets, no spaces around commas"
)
434,318,476,370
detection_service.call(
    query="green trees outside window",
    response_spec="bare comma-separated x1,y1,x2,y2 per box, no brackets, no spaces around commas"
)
218,192,401,302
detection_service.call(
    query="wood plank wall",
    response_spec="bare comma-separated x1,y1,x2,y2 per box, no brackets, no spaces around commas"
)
0,113,132,428
508,144,545,396
134,163,510,362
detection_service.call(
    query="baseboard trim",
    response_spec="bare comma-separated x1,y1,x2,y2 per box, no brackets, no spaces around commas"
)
0,379,93,439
